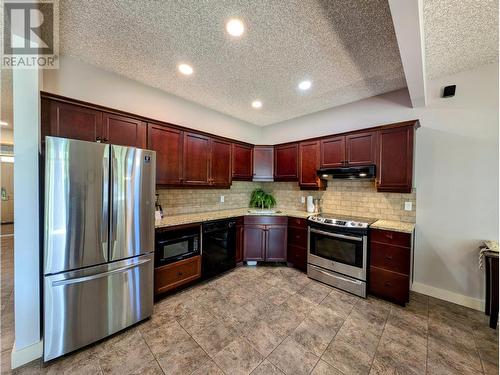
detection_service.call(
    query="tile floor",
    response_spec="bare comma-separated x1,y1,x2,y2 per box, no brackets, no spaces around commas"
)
2,234,499,374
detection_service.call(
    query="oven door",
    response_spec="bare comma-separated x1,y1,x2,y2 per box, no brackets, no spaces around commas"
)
308,227,367,280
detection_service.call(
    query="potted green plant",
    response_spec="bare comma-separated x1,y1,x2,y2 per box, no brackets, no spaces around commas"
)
249,188,277,210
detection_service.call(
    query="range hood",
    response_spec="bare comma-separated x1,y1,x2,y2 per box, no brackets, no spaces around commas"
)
317,165,376,180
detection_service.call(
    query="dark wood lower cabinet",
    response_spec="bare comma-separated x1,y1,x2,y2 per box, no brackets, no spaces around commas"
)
369,228,413,305
235,218,244,263
154,255,201,295
243,216,287,262
287,217,308,271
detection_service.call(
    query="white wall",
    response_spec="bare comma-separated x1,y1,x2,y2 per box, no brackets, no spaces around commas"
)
263,63,499,309
42,56,261,144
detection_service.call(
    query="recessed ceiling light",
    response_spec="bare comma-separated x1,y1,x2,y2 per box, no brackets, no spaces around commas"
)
298,80,312,91
0,121,8,127
226,19,245,37
252,100,262,109
178,63,193,75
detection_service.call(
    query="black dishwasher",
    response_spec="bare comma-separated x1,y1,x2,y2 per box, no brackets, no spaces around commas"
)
202,218,237,279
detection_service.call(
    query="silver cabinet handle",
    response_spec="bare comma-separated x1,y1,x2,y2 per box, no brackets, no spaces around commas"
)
52,258,151,287
309,228,363,242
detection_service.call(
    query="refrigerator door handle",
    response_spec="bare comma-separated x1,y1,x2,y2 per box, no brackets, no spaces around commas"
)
51,257,151,287
110,153,118,251
101,148,110,259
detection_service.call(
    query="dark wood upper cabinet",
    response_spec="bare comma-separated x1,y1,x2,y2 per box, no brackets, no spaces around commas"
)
376,125,414,193
320,136,345,168
265,225,287,261
103,113,146,148
210,139,232,187
232,143,253,181
148,124,184,185
274,143,298,181
299,140,325,190
47,100,103,142
345,131,376,166
253,146,274,181
183,132,211,185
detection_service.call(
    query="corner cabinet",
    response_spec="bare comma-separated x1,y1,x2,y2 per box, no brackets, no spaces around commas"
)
299,140,325,190
243,216,287,262
376,123,415,193
274,143,298,181
253,146,274,181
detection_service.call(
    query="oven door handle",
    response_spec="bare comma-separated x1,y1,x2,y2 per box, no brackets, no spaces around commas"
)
309,228,363,242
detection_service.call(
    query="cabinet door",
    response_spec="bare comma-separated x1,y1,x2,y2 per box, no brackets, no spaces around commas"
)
345,131,376,166
265,225,287,261
103,113,146,148
243,225,265,261
321,136,346,168
253,146,274,181
210,139,232,187
183,132,210,185
299,140,324,189
274,143,298,181
48,100,103,142
377,125,413,193
148,124,184,185
232,144,253,181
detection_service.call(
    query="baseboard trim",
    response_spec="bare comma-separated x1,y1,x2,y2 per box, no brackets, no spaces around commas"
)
411,282,484,311
11,340,43,369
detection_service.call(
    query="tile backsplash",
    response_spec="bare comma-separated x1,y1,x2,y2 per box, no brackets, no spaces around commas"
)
157,180,416,223
157,181,261,215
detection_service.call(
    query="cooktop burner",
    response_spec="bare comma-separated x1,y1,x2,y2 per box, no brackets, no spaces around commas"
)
308,213,377,229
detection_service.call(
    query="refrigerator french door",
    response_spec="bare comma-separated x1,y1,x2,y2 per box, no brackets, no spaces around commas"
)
43,137,155,361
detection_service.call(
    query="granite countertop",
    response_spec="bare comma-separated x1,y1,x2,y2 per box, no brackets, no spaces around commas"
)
155,208,415,233
370,220,415,234
155,208,313,228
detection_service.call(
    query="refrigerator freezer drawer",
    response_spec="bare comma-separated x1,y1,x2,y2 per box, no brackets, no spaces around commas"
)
43,253,153,361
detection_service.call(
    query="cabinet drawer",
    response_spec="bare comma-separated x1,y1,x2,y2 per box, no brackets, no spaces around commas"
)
288,227,307,248
371,229,411,248
154,256,201,295
370,242,410,275
369,266,409,305
288,217,308,228
244,216,287,226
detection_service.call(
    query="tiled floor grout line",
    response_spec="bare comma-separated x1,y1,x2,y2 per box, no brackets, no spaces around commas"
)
138,328,166,375
366,304,392,374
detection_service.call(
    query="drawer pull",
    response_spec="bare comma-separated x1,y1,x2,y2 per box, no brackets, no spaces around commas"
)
384,255,393,261
295,235,300,239
384,281,391,287
385,233,393,239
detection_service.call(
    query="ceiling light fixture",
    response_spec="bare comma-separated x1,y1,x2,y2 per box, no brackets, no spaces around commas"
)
251,100,262,109
178,63,193,75
298,80,312,91
226,19,245,37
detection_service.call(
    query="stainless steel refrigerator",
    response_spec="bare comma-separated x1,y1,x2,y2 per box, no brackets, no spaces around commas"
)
43,136,156,361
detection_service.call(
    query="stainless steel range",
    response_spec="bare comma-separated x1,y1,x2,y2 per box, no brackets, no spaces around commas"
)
307,213,376,298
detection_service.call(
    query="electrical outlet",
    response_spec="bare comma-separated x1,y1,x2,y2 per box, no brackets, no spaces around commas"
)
404,201,412,211
301,196,306,203
220,195,225,203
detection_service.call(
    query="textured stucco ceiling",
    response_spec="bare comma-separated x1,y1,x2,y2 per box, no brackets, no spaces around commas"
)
59,0,406,126
424,0,498,79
